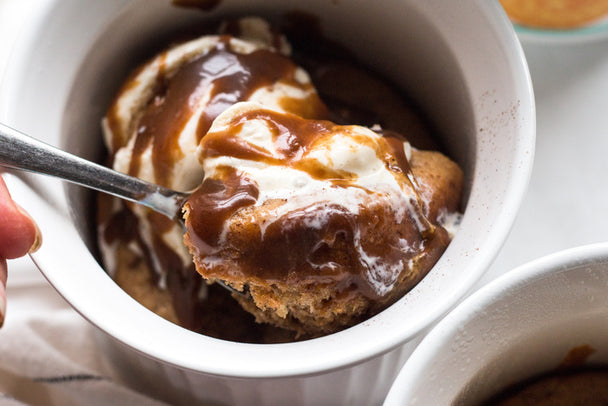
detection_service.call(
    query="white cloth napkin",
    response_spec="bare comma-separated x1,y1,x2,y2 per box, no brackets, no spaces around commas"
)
0,258,168,406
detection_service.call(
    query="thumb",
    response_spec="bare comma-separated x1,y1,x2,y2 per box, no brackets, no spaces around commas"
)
0,176,42,259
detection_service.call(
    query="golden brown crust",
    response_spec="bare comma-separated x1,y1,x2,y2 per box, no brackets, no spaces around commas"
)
233,283,369,337
410,149,464,220
110,239,299,343
113,244,180,324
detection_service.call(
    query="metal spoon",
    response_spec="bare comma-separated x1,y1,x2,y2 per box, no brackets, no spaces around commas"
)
0,123,189,224
0,123,245,296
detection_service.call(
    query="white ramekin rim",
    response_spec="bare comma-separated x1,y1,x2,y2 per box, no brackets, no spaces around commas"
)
384,242,608,405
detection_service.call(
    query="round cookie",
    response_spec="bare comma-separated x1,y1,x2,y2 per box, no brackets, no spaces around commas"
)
500,0,608,29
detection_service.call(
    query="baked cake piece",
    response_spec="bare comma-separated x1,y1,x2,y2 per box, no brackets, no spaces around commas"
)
183,101,462,336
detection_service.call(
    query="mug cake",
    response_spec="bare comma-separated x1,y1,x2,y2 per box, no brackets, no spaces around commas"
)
98,17,463,340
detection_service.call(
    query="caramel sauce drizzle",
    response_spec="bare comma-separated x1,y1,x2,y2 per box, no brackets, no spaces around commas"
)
120,37,325,186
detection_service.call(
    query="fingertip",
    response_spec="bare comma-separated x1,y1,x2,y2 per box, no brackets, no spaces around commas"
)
0,211,40,259
0,179,42,259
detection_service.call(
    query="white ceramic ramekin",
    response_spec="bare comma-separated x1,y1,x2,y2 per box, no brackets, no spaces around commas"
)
0,0,535,404
385,243,608,405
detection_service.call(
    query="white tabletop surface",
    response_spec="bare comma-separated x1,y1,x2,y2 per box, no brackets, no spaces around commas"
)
480,37,608,284
2,0,608,400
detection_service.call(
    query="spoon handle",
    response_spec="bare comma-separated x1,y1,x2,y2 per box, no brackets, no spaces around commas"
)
0,123,187,221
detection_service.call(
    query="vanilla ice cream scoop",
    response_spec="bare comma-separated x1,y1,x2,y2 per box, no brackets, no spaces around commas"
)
100,18,328,284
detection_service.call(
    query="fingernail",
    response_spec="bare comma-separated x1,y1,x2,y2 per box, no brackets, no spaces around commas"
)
0,282,5,328
16,204,42,254
28,222,43,254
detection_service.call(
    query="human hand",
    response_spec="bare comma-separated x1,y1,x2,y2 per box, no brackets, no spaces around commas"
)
0,175,41,327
